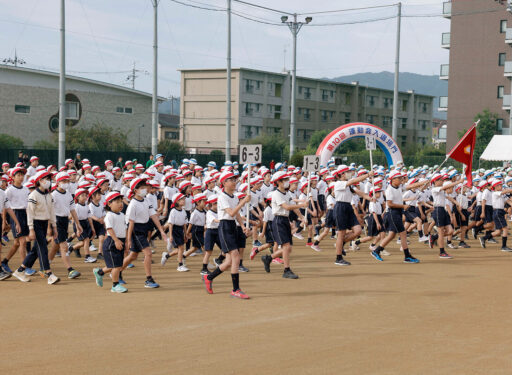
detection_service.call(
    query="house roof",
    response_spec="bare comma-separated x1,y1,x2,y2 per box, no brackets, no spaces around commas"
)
159,113,179,128
0,65,166,100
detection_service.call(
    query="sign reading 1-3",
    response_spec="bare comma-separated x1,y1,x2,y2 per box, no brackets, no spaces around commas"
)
365,136,376,151
239,144,262,164
303,155,320,172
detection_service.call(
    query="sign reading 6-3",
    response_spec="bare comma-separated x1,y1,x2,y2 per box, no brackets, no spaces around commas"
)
239,144,262,164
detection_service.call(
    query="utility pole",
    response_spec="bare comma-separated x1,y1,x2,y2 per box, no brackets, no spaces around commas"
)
125,62,148,90
281,14,312,159
58,0,66,167
226,0,232,162
391,2,402,142
151,0,159,156
2,50,26,66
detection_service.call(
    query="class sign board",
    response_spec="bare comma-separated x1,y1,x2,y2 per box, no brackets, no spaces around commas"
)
239,144,262,164
365,136,376,151
303,155,320,172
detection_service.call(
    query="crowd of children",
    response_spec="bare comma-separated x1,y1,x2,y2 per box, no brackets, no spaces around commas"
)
1,154,512,299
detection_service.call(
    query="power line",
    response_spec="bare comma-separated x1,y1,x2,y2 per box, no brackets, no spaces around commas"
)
297,3,398,16
232,0,292,15
168,0,224,12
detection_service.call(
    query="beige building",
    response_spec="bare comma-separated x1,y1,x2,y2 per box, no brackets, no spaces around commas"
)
0,65,164,148
180,68,435,154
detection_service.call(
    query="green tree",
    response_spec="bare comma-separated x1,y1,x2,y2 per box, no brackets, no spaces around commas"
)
33,139,57,150
64,122,133,151
473,109,498,161
0,134,24,149
247,135,285,159
158,139,185,155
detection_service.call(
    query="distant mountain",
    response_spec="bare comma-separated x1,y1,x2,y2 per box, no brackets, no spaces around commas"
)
158,97,180,115
327,71,447,119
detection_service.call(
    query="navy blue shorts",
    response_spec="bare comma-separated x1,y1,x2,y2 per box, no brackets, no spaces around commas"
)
334,202,358,231
325,209,335,228
191,225,204,248
92,220,106,237
484,205,493,224
415,206,427,223
493,209,507,230
404,207,418,223
300,208,313,225
367,214,383,237
204,228,221,251
272,216,293,246
103,237,125,268
385,208,405,233
318,194,326,211
454,208,469,227
236,225,246,249
289,210,298,224
264,221,274,244
10,209,29,238
55,216,69,244
75,219,92,241
432,207,451,227
130,223,150,252
218,220,238,253
171,225,185,247
473,205,482,221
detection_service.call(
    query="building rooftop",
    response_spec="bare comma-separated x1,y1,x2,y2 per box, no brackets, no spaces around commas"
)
159,113,179,128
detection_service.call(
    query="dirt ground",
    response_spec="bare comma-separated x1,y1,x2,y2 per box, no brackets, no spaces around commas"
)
2,234,512,375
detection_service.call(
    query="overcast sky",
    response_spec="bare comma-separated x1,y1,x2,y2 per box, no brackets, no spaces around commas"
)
0,0,449,97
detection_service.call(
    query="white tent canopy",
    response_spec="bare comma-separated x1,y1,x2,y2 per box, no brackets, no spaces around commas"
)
480,135,512,161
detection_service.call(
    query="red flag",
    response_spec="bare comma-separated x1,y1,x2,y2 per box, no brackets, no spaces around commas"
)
447,124,477,187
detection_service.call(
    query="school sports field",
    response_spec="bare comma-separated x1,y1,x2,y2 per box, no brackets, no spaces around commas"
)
3,237,512,375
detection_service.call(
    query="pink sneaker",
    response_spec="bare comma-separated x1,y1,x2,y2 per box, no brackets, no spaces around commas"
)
311,244,322,252
230,289,250,299
272,258,284,264
250,247,259,260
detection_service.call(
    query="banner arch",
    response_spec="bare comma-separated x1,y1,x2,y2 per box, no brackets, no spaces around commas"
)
315,122,403,167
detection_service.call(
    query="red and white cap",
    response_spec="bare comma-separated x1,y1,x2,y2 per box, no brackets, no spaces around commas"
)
389,170,402,180
191,184,201,191
36,166,46,172
84,174,96,182
289,177,299,185
192,193,207,204
82,159,90,164
179,180,192,191
24,180,35,189
88,186,100,199
492,179,503,188
112,167,121,173
65,158,73,166
30,156,39,162
74,188,89,201
430,173,443,184
183,169,193,176
271,171,289,184
56,172,70,183
96,178,109,187
335,165,349,175
235,191,246,200
203,176,215,185
154,161,164,168
147,179,160,188
2,162,9,168
104,160,113,166
369,187,383,196
34,170,51,183
265,192,273,201
171,192,184,206
104,191,122,206
135,164,144,170
130,178,147,191
10,166,26,176
91,165,101,173
67,169,77,175
206,194,218,204
219,170,235,184
238,183,249,192
125,160,133,167
82,164,91,170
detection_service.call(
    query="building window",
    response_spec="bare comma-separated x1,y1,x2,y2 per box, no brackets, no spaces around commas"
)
401,100,408,112
419,102,428,113
267,104,281,119
497,118,504,132
499,53,506,66
400,136,407,147
344,92,351,105
244,102,261,116
383,98,393,109
366,95,377,107
116,107,132,114
418,120,429,130
14,104,30,114
500,20,507,33
321,110,334,122
242,125,261,139
299,87,312,100
382,116,392,127
164,131,179,140
498,85,505,99
275,83,282,97
297,129,312,142
400,118,407,128
366,114,376,124
266,126,282,136
65,102,79,120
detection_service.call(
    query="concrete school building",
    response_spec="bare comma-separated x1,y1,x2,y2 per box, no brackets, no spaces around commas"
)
0,65,165,148
179,67,435,154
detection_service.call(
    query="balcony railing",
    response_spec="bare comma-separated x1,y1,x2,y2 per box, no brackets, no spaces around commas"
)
443,1,451,18
505,61,512,77
440,64,449,80
439,96,448,112
441,32,450,48
503,94,511,110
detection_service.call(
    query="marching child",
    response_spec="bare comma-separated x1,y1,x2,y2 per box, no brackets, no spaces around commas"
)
89,186,106,261
161,193,189,272
69,189,97,263
482,180,512,250
183,193,207,258
201,194,221,275
93,192,128,293
250,193,276,259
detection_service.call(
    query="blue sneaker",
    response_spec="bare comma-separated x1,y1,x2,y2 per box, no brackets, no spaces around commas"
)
2,235,9,242
127,263,135,269
144,279,159,288
93,268,103,287
1,262,13,274
371,250,383,262
253,240,262,247
111,284,128,293
118,278,126,285
404,257,420,264
24,268,36,276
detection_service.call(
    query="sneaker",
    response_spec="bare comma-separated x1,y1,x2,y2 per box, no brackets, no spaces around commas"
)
501,246,512,252
118,278,127,285
47,274,60,284
479,237,486,248
189,251,197,257
334,259,351,266
200,269,211,276
283,269,299,279
261,255,272,273
272,257,284,264
293,232,304,240
342,249,347,256
403,257,420,264
84,255,97,263
127,263,134,269
93,268,104,287
13,270,30,282
238,265,250,272
111,284,128,293
371,250,383,262
253,240,262,247
396,238,401,244
349,241,360,251
313,235,320,242
428,235,434,249
369,244,376,251
459,242,471,248
250,247,259,260
439,252,452,259
89,244,98,252
55,251,61,258
0,270,11,281
488,238,498,244
214,257,223,267
161,252,169,266
1,262,13,274
381,250,391,256
447,243,458,249
144,279,160,288
177,265,189,272
230,289,250,299
306,242,313,246
2,234,9,242
68,269,81,279
74,249,81,258
24,268,36,276
96,253,104,260
202,274,213,294
419,236,429,242
472,228,477,239
311,244,322,252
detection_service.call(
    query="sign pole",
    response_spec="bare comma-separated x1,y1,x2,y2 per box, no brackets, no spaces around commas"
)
303,171,311,229
246,169,251,228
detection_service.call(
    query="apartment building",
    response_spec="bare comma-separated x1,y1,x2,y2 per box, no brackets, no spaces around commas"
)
180,68,434,154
